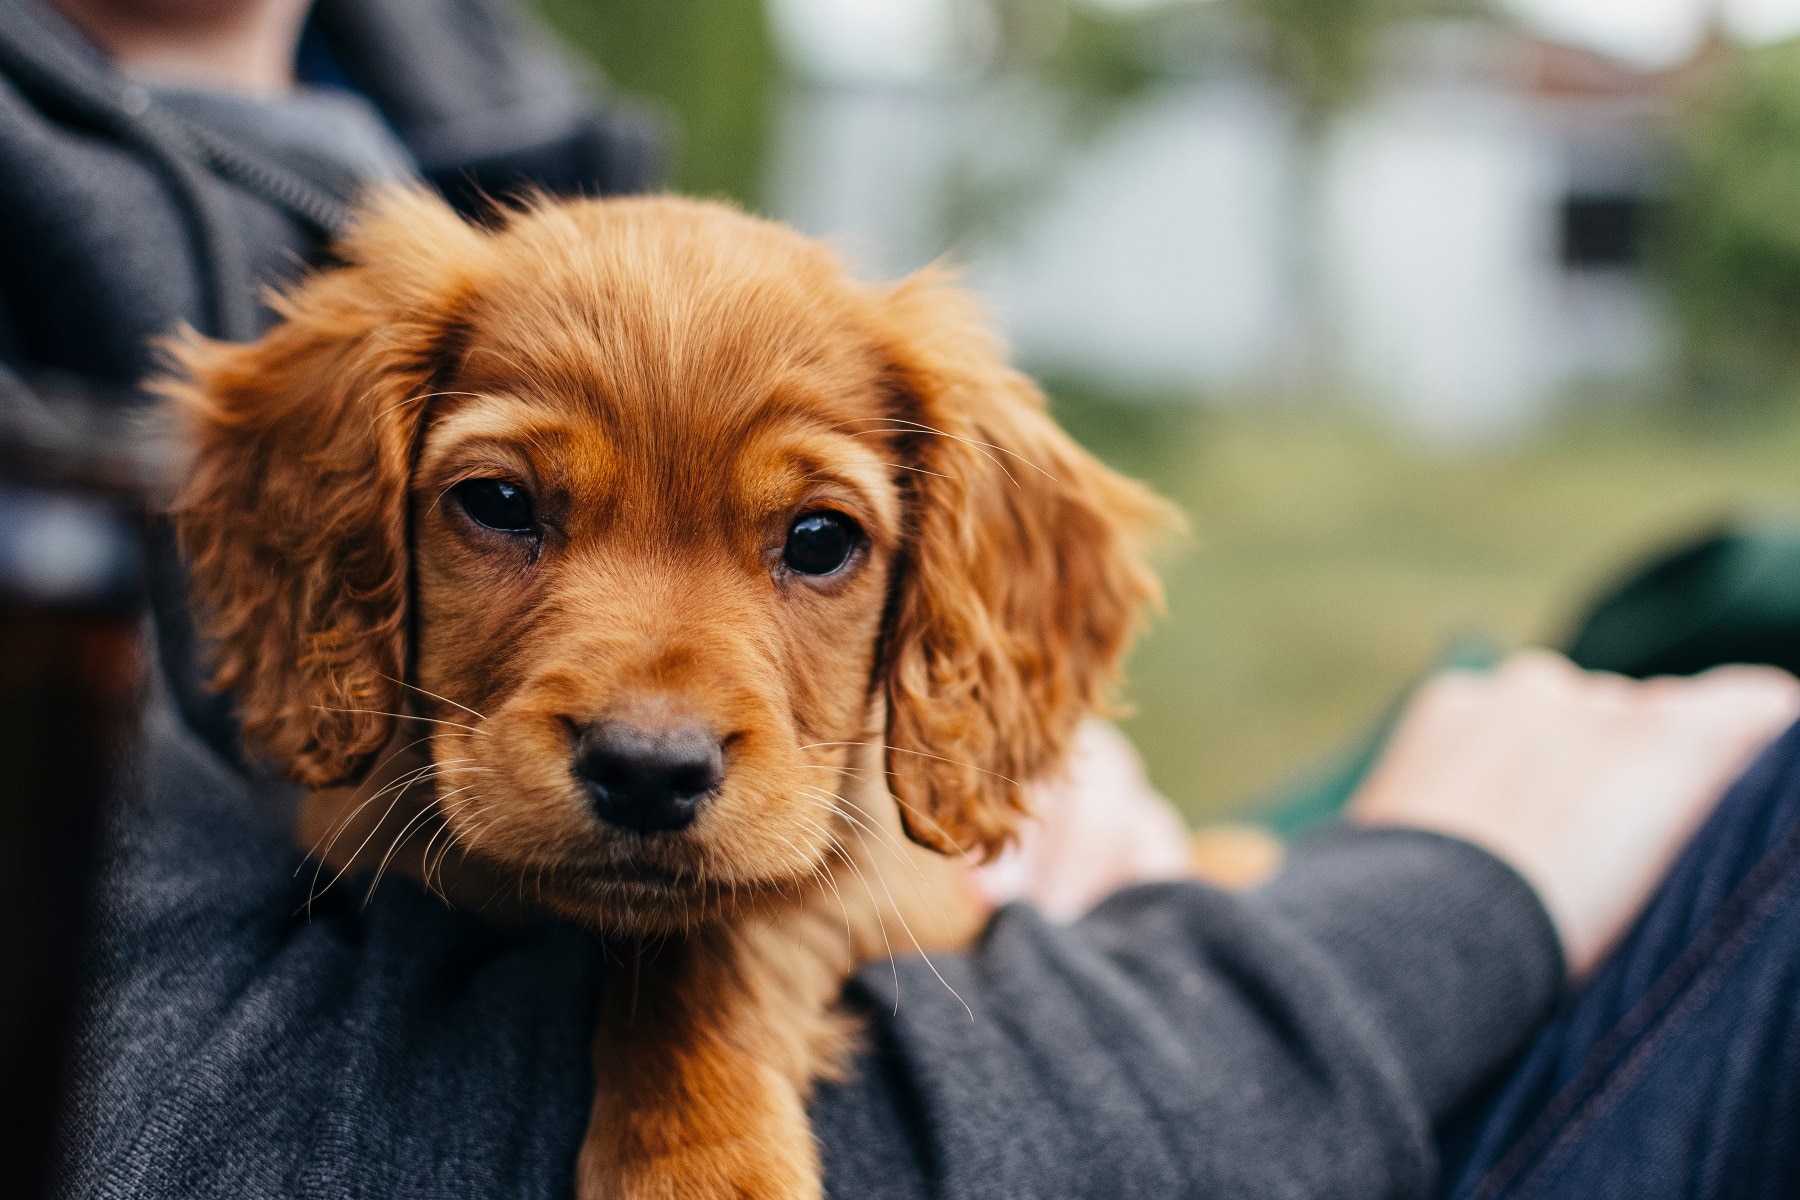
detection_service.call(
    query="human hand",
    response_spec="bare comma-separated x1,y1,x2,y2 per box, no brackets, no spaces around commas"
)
974,720,1192,921
1348,652,1800,980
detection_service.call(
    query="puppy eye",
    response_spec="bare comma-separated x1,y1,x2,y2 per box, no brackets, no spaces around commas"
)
783,511,859,576
453,478,536,533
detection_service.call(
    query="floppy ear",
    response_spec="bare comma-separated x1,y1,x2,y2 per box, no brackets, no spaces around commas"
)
870,270,1182,858
160,187,489,787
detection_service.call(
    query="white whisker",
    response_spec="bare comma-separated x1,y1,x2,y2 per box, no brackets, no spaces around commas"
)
796,740,1019,787
811,793,974,1021
797,785,929,884
796,812,903,1014
313,705,490,738
378,673,489,721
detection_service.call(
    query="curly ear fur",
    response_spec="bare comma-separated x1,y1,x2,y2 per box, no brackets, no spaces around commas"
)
160,187,489,787
871,270,1182,859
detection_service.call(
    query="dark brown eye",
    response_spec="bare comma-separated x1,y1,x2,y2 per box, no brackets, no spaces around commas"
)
453,479,535,534
783,511,859,576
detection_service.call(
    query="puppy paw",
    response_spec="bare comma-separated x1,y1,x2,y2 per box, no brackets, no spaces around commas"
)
583,1148,821,1200
577,1065,822,1200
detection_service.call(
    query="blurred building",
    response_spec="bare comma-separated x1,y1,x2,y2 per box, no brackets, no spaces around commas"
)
767,15,1674,443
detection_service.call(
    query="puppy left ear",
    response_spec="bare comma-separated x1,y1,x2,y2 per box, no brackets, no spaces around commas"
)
869,269,1182,859
161,186,488,787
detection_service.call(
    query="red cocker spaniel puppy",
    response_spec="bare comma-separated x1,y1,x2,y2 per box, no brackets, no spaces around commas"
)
164,189,1174,1199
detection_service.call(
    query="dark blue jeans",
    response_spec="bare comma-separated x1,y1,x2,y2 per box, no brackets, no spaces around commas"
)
1440,719,1800,1198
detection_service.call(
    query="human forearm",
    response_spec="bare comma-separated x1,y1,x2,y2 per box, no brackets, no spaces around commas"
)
818,827,1562,1200
1349,653,1800,978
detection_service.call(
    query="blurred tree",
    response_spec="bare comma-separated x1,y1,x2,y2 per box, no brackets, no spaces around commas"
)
1230,0,1487,386
1237,0,1485,126
974,0,1490,145
1036,3,1162,120
531,0,776,206
936,2,1170,249
957,0,1487,387
1657,35,1800,411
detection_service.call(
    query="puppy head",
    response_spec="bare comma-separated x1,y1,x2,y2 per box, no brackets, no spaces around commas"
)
166,189,1175,931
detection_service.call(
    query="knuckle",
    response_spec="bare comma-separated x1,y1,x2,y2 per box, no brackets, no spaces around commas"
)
1497,649,1575,687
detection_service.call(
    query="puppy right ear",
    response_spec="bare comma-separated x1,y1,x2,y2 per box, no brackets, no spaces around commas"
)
160,187,489,787
867,270,1180,859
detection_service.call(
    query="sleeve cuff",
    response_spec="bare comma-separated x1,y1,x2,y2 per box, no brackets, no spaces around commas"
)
1252,825,1566,1121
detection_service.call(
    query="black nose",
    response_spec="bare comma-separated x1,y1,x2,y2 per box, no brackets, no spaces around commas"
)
573,721,723,834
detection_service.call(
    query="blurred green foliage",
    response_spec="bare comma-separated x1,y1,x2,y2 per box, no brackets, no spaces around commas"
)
1235,0,1486,123
1038,5,1163,124
531,0,775,206
1658,38,1800,411
950,0,1490,381
980,0,1488,120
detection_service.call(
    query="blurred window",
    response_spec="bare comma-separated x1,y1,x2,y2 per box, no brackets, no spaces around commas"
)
1560,193,1643,269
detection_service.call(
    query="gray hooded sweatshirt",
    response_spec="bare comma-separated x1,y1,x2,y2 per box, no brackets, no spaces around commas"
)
0,2,1563,1196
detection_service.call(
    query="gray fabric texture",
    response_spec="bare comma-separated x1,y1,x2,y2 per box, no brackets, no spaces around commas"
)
814,832,1563,1199
64,689,1564,1200
145,83,417,193
2,3,1565,1194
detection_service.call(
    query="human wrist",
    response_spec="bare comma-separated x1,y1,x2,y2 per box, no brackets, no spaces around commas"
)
1254,826,1566,1120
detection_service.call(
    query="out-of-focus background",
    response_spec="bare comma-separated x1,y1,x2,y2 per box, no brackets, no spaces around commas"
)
535,0,1800,824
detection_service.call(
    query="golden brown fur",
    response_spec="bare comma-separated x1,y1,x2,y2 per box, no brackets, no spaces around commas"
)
164,188,1175,1198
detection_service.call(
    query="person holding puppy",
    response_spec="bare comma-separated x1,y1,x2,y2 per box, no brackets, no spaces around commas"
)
11,2,1800,1197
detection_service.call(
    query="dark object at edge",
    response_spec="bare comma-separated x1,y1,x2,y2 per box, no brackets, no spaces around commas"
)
0,399,147,1199
1565,520,1800,680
